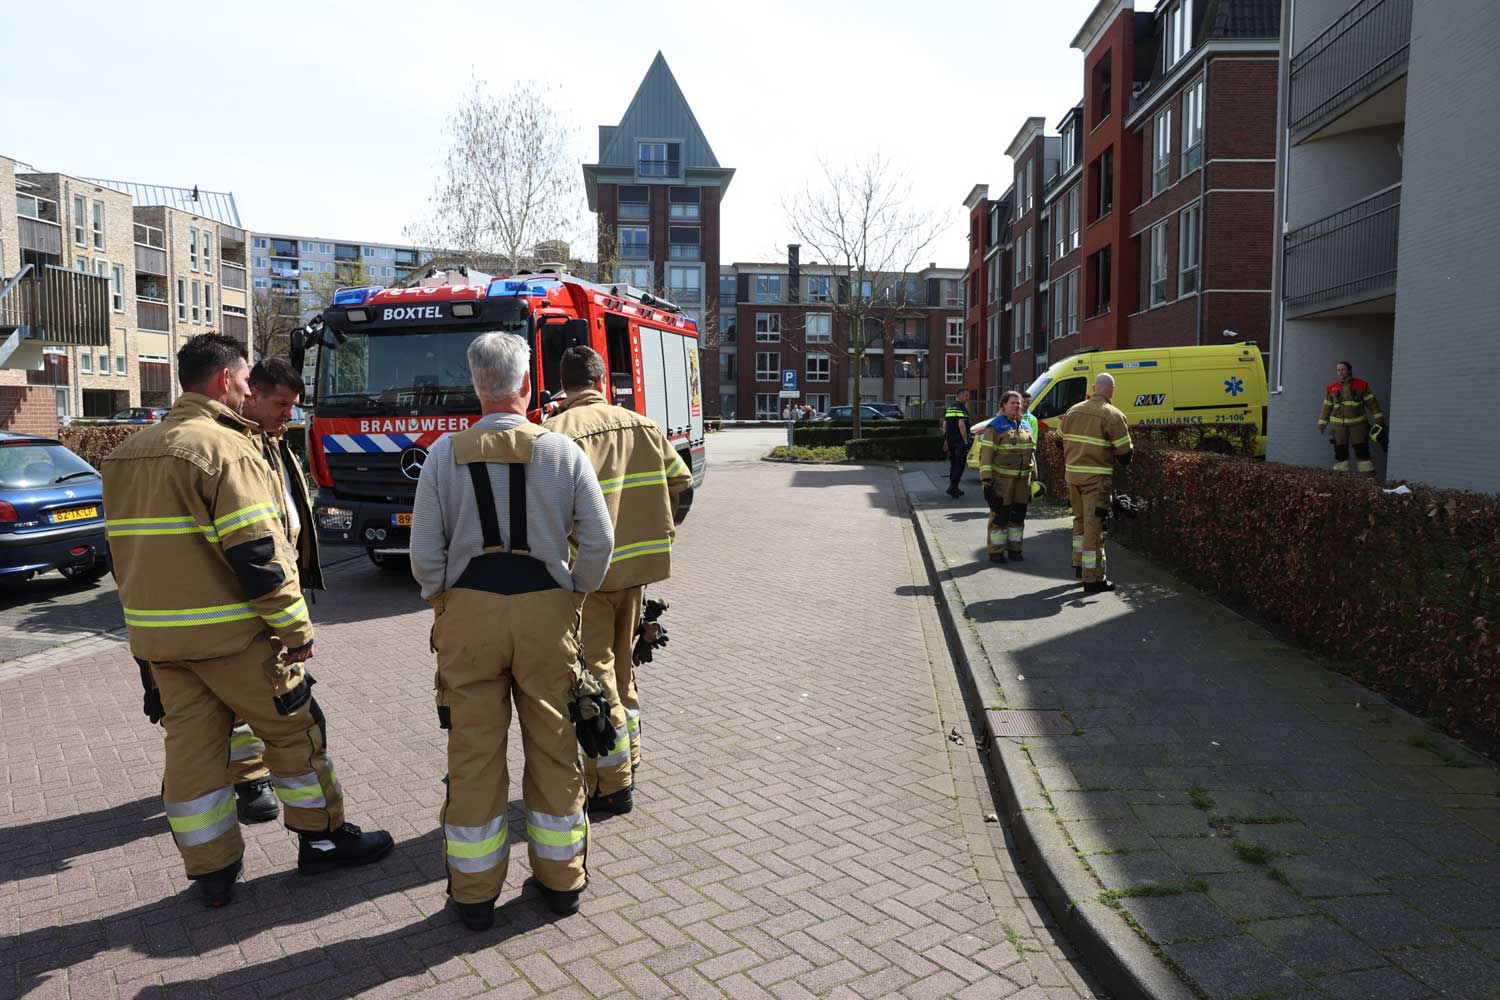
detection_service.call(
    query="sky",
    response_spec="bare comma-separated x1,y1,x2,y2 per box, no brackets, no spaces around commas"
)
1,0,1109,270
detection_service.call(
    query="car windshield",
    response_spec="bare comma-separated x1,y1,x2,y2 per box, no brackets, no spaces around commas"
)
316,324,523,409
0,443,97,490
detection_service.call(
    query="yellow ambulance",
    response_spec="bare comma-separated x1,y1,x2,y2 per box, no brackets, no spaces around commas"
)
968,343,1268,468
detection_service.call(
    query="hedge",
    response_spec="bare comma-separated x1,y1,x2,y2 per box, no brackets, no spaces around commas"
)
844,435,945,462
1036,426,1500,744
793,420,942,447
57,423,309,471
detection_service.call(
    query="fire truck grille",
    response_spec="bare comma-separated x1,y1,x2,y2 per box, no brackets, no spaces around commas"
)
325,454,418,504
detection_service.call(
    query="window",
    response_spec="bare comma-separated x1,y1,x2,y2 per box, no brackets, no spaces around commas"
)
56,389,69,419
1014,232,1025,284
1024,297,1033,350
190,228,200,271
618,185,649,220
1182,77,1205,174
945,355,964,384
1067,270,1079,334
1055,198,1069,261
253,237,267,250
1179,203,1201,295
1090,247,1112,315
755,313,782,341
253,256,267,269
1153,109,1172,195
668,226,700,260
755,352,781,381
754,275,782,302
73,195,87,246
719,312,736,342
668,266,701,303
1025,229,1034,279
944,278,960,307
177,278,187,320
1094,52,1113,127
808,352,831,382
253,277,269,289
205,283,214,316
75,257,89,274
300,240,316,253
947,317,964,347
1054,280,1066,341
116,355,126,375
807,393,831,414
1092,149,1114,221
1150,221,1170,306
1166,0,1193,69
363,247,375,258
669,187,700,219
618,226,649,260
1062,123,1077,173
639,141,680,177
986,314,998,360
614,264,651,288
1034,376,1088,419
1013,297,1026,352
806,313,832,343
191,280,202,322
755,393,780,419
91,201,105,249
1069,187,1081,249
110,264,123,312
987,257,1000,304
320,243,331,254
101,352,111,375
807,275,830,302
719,273,737,301
848,277,872,300
81,354,93,374
719,350,738,381
203,236,213,276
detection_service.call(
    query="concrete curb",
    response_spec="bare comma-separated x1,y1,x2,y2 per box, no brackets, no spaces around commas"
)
898,473,1195,1000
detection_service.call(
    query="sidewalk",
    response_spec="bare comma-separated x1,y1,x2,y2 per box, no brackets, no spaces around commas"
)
905,462,1500,1000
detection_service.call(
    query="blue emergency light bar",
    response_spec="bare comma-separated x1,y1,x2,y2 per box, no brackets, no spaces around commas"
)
331,285,384,306
486,279,551,298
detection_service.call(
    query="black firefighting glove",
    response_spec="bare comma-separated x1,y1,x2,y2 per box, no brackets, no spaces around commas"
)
982,482,1003,514
642,597,670,623
1371,425,1388,451
568,659,614,759
633,621,668,666
136,657,165,725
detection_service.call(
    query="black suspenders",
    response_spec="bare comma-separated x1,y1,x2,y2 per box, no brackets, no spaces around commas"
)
454,460,560,595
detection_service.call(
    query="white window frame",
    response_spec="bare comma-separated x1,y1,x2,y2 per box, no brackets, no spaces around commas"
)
253,237,267,249
1153,108,1172,196
110,264,123,312
1068,270,1080,335
1014,234,1025,284
1055,196,1068,261
1182,77,1205,174
101,351,111,376
73,195,87,246
755,393,780,418
205,282,214,318
1167,0,1193,69
191,279,201,322
190,228,200,271
203,235,213,276
1024,229,1033,280
116,355,127,375
1069,187,1081,250
806,275,830,302
1054,281,1066,341
806,313,832,343
614,264,651,288
1179,203,1201,296
92,200,105,250
755,351,781,381
807,352,831,383
1062,124,1076,172
1150,221,1170,306
1023,296,1033,350
177,278,187,320
363,246,375,258
81,353,93,374
618,226,649,260
946,317,964,347
945,354,964,384
754,274,782,302
755,313,781,342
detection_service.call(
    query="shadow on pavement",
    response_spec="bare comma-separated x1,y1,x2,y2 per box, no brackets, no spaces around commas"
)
0,796,165,883
3,582,123,637
964,584,1097,622
944,511,990,523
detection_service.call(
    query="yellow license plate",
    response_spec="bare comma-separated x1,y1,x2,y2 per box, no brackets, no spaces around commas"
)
51,506,99,523
391,512,413,527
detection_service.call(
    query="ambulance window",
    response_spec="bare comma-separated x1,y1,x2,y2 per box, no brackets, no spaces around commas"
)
1033,376,1087,419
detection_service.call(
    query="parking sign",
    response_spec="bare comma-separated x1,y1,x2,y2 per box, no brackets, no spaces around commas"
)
780,369,799,398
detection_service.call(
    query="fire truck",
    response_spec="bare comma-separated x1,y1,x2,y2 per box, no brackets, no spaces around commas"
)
292,266,706,569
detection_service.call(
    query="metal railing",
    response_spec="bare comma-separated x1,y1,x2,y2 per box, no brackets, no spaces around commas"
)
134,222,166,249
1284,184,1401,310
669,287,702,304
221,311,248,340
618,203,649,220
1289,0,1412,137
19,216,62,256
137,297,170,332
0,265,111,345
639,159,681,177
134,242,167,276
221,262,247,290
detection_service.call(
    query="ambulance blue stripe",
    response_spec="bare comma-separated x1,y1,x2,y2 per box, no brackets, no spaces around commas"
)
321,436,346,454
1105,361,1158,369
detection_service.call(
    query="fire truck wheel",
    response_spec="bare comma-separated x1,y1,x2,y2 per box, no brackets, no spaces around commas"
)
368,550,410,572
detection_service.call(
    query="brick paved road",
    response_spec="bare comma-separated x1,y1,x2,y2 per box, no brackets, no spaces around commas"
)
0,430,1099,1000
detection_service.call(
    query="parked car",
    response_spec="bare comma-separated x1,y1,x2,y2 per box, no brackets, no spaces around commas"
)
867,403,905,419
820,405,894,422
0,434,111,584
110,407,168,424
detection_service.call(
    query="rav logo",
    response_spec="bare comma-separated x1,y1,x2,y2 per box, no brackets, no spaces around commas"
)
1135,393,1166,406
382,305,443,321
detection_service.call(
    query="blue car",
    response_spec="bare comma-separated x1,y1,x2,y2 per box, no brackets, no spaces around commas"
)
0,433,111,584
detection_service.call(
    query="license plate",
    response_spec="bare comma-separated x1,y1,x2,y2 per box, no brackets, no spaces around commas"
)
391,512,413,527
51,506,99,524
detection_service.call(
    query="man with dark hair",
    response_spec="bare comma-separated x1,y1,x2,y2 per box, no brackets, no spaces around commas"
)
943,391,971,498
546,346,693,814
104,334,391,907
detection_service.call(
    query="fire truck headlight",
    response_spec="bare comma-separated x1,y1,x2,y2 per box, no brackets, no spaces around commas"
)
345,308,369,323
316,506,354,531
452,303,476,317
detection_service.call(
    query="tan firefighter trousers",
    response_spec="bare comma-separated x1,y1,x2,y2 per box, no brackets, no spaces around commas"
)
1069,479,1111,584
581,585,644,796
149,635,344,877
986,476,1032,556
434,585,590,904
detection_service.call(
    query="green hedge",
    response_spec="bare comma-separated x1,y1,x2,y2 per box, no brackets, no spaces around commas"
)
844,435,946,462
792,420,942,447
57,423,310,471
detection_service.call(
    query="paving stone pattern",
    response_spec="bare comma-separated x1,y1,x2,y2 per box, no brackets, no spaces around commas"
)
0,431,1099,1000
911,460,1500,1000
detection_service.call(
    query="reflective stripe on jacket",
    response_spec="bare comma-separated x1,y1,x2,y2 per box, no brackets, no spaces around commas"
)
545,389,692,591
1318,379,1385,430
1059,396,1132,486
103,393,313,661
979,418,1035,481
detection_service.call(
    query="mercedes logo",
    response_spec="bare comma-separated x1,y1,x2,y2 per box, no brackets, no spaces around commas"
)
399,447,428,481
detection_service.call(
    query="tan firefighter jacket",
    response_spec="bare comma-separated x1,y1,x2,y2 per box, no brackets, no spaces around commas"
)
103,393,312,661
1318,378,1385,433
258,427,323,591
545,389,693,592
978,417,1035,483
1060,396,1133,487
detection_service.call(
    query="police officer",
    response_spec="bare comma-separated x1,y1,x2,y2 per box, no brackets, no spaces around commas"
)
943,392,971,498
410,332,614,929
104,334,392,908
1318,361,1386,476
545,347,693,814
1059,373,1133,593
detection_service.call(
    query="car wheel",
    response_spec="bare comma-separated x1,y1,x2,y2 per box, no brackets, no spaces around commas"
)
59,563,109,584
368,550,410,572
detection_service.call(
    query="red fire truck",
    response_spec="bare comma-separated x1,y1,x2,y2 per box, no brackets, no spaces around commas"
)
293,267,706,569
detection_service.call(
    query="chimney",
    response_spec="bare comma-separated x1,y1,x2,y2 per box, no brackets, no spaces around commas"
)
787,244,801,304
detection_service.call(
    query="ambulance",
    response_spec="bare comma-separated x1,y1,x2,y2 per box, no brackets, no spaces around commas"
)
969,343,1269,468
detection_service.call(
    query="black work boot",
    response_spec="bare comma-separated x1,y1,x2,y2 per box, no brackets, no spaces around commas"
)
529,876,585,917
587,786,633,816
453,896,498,931
234,780,279,824
297,823,395,875
1083,579,1117,595
1009,551,1025,562
193,858,243,908
1074,566,1083,580
989,551,1007,563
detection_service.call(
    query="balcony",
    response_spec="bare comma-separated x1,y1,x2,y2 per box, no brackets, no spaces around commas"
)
618,243,650,261
890,331,930,350
639,159,680,178
222,261,247,291
669,244,700,261
27,354,69,386
221,310,248,341
1288,0,1412,142
19,216,63,257
618,202,649,220
0,265,111,346
669,287,702,305
1283,184,1400,317
137,296,170,332
133,222,167,276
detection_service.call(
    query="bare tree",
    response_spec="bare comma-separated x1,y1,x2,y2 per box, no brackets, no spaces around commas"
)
409,79,582,274
784,155,944,438
250,287,303,361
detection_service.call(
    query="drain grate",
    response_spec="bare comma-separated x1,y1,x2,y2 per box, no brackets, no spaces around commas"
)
986,709,1072,737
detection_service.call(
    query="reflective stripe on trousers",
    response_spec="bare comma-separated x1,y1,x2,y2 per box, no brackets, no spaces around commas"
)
625,707,641,740
229,725,264,762
526,808,588,861
273,768,332,808
597,725,631,768
1082,551,1098,568
445,815,509,873
164,786,237,848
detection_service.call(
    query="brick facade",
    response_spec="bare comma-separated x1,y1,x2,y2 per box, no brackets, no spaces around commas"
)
0,385,62,436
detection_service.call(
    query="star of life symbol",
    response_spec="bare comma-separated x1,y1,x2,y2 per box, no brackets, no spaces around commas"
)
1224,377,1245,397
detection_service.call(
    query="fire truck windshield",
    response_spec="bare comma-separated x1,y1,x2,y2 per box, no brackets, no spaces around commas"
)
316,325,519,411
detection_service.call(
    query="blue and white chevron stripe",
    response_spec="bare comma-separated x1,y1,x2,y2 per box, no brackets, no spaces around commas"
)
321,433,422,454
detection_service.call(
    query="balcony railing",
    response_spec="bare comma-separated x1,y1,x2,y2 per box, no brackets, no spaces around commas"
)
221,310,248,341
890,332,931,350
222,262,247,290
639,159,680,178
669,287,702,304
134,242,167,276
19,216,62,256
1289,0,1412,139
27,355,69,386
618,244,650,260
134,222,166,249
1283,184,1401,313
618,203,649,220
137,296,170,332
669,244,700,260
0,265,111,345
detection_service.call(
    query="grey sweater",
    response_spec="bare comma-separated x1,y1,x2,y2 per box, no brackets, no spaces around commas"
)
409,412,614,599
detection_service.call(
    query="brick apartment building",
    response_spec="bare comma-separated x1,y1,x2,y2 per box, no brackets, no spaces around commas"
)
961,0,1281,404
584,53,734,419
720,250,963,420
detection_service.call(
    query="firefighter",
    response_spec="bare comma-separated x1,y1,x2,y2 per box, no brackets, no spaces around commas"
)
410,332,615,930
943,392,971,498
104,334,392,909
979,391,1035,563
1059,373,1133,593
545,347,693,814
1318,361,1386,476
